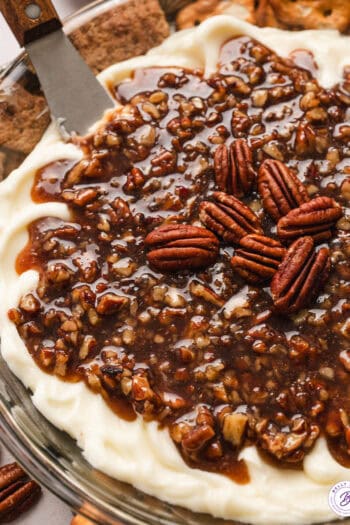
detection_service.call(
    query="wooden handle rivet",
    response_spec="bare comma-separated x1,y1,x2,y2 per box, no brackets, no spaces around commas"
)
24,3,42,20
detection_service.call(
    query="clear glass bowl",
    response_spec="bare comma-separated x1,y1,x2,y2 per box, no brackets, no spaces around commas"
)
0,2,345,524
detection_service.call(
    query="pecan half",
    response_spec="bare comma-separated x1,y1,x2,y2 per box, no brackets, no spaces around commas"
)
271,236,331,314
214,139,256,197
231,234,286,284
199,191,263,245
0,463,41,522
258,159,309,222
145,224,219,272
277,196,343,244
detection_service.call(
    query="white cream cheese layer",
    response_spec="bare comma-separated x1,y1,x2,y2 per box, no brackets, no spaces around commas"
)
1,16,349,525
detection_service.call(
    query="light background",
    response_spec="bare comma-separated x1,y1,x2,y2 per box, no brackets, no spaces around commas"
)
1,4,91,524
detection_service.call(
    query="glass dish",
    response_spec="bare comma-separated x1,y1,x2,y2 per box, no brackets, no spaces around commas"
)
0,2,346,524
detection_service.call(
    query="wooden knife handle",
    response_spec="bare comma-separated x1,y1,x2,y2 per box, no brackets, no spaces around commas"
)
0,0,62,46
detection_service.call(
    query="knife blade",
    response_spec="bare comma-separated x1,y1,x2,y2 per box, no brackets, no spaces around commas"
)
0,0,114,135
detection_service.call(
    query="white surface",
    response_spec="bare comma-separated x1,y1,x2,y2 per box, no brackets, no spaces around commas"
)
0,15,350,525
0,0,89,67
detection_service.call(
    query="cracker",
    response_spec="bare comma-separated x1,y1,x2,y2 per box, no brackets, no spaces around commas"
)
69,0,170,75
255,0,281,28
268,0,350,33
176,0,255,29
218,0,256,24
0,82,50,154
176,0,350,32
0,146,26,180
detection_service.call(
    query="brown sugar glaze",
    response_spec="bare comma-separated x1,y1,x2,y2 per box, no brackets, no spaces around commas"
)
10,37,350,481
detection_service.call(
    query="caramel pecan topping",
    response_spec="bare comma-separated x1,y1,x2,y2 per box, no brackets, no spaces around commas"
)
199,191,263,245
231,234,286,284
214,139,256,197
0,463,41,522
145,224,219,271
258,159,310,222
271,236,331,314
8,37,350,480
277,196,343,244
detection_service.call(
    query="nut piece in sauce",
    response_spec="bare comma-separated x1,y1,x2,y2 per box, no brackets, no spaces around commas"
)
96,293,130,315
222,412,248,447
182,424,216,452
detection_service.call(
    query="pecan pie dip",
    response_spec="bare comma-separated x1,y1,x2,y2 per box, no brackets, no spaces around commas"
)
0,16,350,525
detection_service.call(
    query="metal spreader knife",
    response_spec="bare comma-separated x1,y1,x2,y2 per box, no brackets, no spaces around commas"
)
0,0,114,135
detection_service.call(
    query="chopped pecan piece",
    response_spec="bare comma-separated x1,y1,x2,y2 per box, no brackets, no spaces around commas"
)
0,463,41,522
45,262,74,286
258,419,320,463
258,159,309,222
189,281,225,307
96,293,130,315
199,191,263,245
145,224,219,272
271,236,331,314
182,424,215,452
214,139,256,197
277,196,343,244
339,350,350,372
231,234,286,284
19,294,40,314
72,188,98,207
222,412,248,447
132,374,155,401
295,122,329,156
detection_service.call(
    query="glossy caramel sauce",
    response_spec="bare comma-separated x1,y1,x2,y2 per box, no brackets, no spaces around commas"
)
9,37,350,480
